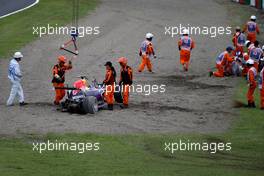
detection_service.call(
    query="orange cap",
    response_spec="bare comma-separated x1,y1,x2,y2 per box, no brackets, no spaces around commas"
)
118,57,128,65
58,55,67,63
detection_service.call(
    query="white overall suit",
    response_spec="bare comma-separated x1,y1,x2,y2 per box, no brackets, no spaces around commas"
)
6,59,24,106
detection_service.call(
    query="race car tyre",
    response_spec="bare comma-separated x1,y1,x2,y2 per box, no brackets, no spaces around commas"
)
82,96,99,114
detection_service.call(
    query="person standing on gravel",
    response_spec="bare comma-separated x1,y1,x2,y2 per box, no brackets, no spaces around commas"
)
138,33,157,73
103,61,116,110
243,15,260,43
6,52,27,106
52,55,72,105
232,26,246,55
118,57,133,109
178,29,195,72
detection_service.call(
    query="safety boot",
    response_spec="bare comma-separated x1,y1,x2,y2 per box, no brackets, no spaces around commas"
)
252,102,256,108
19,102,28,106
108,104,114,111
54,101,60,106
120,104,128,109
246,101,252,108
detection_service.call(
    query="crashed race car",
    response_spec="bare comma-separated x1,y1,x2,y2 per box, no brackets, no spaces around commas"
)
57,77,123,114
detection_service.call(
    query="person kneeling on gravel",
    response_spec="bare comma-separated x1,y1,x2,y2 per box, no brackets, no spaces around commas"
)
6,52,27,106
52,56,72,105
118,57,133,109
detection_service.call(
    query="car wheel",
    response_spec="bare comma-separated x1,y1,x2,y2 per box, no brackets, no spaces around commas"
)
82,96,99,114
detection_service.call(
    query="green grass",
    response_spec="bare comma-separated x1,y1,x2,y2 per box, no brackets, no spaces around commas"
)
0,109,264,176
0,0,99,58
0,0,264,175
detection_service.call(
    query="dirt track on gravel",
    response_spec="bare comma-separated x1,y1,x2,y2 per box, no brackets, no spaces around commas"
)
0,0,237,135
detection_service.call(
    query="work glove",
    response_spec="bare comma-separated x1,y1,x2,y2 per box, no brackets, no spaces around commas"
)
54,74,62,82
55,74,60,79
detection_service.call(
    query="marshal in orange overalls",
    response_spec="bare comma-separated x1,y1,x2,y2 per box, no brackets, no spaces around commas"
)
243,21,260,43
103,69,115,107
232,32,246,54
119,57,133,108
250,46,263,71
52,56,72,105
138,40,155,72
213,51,234,77
247,66,257,107
178,35,195,71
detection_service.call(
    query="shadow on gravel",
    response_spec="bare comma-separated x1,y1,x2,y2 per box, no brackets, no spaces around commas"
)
28,102,54,107
131,101,194,113
130,101,234,116
232,100,246,108
154,75,231,90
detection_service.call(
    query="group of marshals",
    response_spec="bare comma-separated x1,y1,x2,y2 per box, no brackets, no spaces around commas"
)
5,30,195,108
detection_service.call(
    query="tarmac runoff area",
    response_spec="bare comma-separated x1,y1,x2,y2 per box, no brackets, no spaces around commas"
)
0,0,39,19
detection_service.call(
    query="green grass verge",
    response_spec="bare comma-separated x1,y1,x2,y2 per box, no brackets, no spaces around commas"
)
0,0,99,58
0,114,263,176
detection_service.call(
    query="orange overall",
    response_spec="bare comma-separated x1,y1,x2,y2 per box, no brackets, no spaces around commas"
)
52,64,72,104
103,69,115,105
243,21,260,43
247,67,257,104
138,40,155,72
213,51,234,77
232,32,246,54
250,47,263,71
178,36,195,70
120,66,133,106
213,51,226,77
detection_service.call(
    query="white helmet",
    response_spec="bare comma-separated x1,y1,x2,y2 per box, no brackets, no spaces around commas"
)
245,40,251,46
243,52,248,57
246,59,254,65
235,26,241,31
250,15,256,20
13,52,23,59
262,45,264,50
146,33,154,39
182,29,189,35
